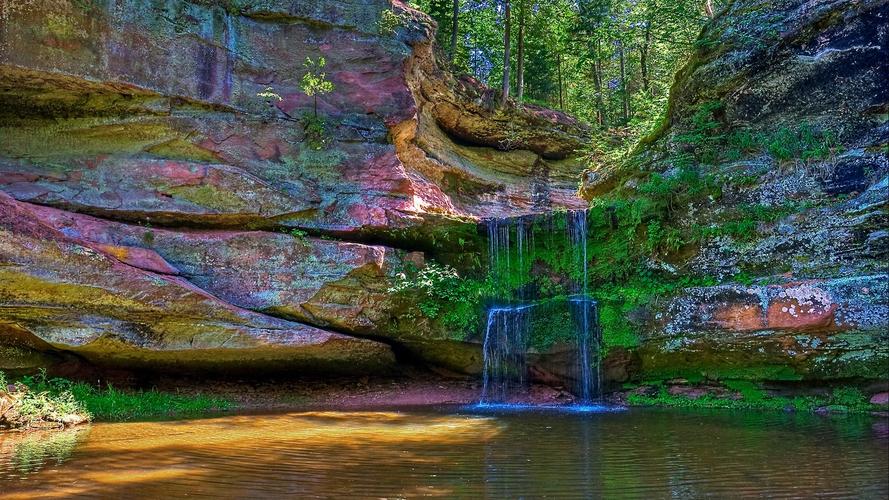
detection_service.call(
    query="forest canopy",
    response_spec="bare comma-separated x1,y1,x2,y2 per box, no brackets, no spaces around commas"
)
414,0,716,148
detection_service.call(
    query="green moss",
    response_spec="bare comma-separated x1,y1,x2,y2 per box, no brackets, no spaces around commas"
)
638,360,805,383
527,296,579,352
145,137,221,163
0,119,179,160
164,184,249,212
627,383,879,413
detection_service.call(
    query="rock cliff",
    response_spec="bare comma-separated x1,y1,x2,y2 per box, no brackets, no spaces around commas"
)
0,0,886,392
0,0,588,375
584,0,888,385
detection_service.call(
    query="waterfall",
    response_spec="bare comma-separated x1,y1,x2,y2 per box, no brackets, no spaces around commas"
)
479,210,603,405
480,218,532,404
480,305,533,404
567,209,602,403
568,296,602,403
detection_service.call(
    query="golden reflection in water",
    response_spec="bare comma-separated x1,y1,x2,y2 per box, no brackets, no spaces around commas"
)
1,412,502,499
1,409,887,499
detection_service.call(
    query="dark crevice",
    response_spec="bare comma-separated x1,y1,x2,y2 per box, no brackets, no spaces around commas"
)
4,195,485,259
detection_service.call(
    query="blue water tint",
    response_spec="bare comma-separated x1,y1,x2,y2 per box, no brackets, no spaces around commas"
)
465,403,626,413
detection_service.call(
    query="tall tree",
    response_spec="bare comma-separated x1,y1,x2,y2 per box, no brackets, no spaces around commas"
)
450,0,459,62
516,0,526,103
618,39,629,123
639,18,651,94
593,39,606,126
501,0,511,105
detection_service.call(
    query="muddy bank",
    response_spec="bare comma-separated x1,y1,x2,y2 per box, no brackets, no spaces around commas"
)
150,372,575,412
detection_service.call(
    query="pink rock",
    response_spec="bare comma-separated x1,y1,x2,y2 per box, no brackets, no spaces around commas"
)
870,392,889,405
89,243,180,275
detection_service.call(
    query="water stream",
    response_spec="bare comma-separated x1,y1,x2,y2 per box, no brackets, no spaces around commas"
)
480,209,601,404
480,305,533,403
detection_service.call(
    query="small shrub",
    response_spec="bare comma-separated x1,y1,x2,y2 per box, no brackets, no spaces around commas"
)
300,57,334,118
389,262,493,338
1,370,90,429
378,9,409,35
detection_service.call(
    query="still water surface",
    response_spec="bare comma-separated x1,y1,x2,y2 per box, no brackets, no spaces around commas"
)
1,406,887,498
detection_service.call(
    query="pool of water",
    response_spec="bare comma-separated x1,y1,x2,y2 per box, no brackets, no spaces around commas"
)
1,406,887,498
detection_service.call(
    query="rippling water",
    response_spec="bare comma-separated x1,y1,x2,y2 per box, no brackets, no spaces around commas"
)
1,407,887,498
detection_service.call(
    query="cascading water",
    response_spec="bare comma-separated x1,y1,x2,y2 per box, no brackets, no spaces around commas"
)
479,210,603,405
480,304,533,404
568,296,602,403
567,209,603,403
480,218,533,404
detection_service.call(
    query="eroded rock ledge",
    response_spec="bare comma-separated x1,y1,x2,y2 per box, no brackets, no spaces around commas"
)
0,0,592,375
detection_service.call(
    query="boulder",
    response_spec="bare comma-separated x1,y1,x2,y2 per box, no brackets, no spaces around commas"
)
0,193,396,374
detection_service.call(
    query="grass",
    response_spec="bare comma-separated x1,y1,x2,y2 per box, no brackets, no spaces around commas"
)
1,370,231,428
69,384,232,422
625,381,882,414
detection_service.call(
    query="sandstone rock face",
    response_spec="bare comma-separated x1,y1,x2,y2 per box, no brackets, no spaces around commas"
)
588,0,888,384
0,193,396,374
0,0,588,234
637,276,888,380
0,0,589,375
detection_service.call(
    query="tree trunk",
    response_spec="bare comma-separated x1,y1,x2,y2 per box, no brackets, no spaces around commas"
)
619,40,629,123
593,38,606,127
516,0,525,103
449,0,458,63
640,23,651,94
501,0,511,106
557,51,564,110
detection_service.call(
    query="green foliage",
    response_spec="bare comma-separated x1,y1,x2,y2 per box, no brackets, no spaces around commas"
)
378,8,410,36
694,201,816,242
1,369,89,428
69,384,231,422
7,370,230,423
301,113,331,150
300,57,334,99
413,0,706,148
256,86,283,102
627,382,879,413
389,262,493,338
676,101,841,166
300,57,335,119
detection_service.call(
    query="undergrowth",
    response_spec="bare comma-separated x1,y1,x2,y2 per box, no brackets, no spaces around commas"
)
388,262,493,340
2,370,231,426
625,381,880,414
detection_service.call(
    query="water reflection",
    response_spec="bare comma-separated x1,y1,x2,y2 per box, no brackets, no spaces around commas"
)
0,408,886,498
0,427,89,478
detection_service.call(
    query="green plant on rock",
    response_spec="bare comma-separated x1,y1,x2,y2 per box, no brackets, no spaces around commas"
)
257,86,283,102
389,262,493,339
4,370,231,424
298,57,335,149
626,382,878,414
300,57,334,118
378,9,409,36
1,369,90,429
